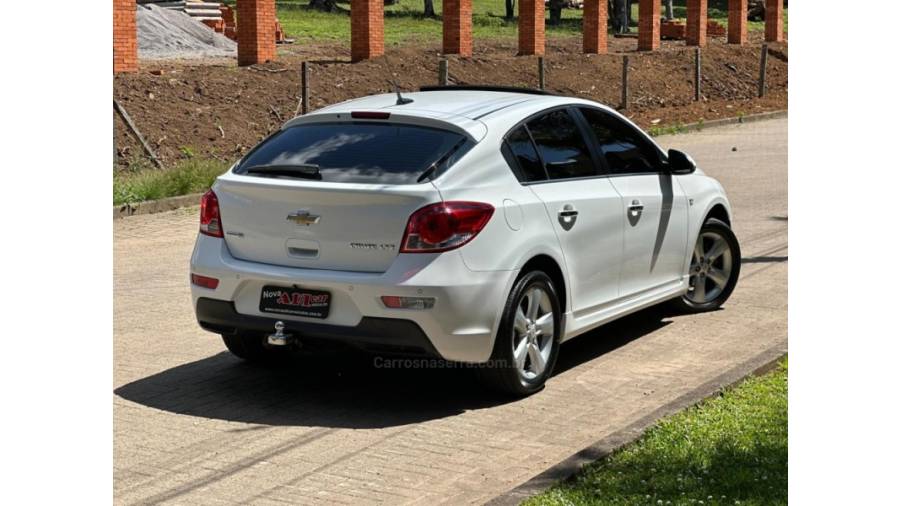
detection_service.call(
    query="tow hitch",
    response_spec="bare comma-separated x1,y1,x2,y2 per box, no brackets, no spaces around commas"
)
267,321,294,346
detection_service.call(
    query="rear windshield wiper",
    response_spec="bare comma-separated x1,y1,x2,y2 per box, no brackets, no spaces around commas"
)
417,138,468,183
243,164,322,180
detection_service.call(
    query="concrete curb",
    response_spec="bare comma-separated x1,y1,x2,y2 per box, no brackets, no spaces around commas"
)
113,192,203,220
111,110,787,220
659,110,788,136
485,343,788,506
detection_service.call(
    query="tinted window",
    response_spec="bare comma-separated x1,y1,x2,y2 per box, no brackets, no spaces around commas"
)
505,126,546,182
237,123,467,184
580,108,659,174
527,109,596,180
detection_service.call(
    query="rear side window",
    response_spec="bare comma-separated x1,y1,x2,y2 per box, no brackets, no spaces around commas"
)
527,109,597,180
236,123,468,184
504,126,546,182
579,108,660,174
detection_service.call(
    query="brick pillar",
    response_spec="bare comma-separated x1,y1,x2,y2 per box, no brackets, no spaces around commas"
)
686,0,707,47
728,0,748,45
443,0,472,57
765,0,783,42
237,0,276,66
351,0,384,62
582,0,607,54
518,0,544,56
113,0,137,73
638,0,660,51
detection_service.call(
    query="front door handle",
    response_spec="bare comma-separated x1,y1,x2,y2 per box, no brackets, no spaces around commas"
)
628,199,644,214
558,204,578,230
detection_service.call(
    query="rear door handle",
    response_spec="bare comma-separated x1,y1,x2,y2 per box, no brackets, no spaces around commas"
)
558,204,578,230
628,199,644,214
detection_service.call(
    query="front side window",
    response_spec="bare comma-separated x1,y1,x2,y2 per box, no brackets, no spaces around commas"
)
579,108,660,175
236,122,468,184
527,109,597,180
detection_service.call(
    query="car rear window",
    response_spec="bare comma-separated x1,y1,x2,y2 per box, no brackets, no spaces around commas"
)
235,122,469,184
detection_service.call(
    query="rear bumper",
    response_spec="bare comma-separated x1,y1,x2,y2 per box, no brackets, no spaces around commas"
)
189,234,517,363
196,298,440,356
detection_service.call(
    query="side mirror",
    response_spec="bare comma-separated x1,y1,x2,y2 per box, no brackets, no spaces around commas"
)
667,149,697,175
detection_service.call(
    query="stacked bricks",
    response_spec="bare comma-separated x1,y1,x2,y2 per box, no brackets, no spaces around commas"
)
638,0,660,51
113,0,138,73
582,0,607,54
765,0,783,42
728,0,748,45
518,0,544,56
686,0,707,47
443,0,472,57
660,21,686,40
275,19,286,43
351,0,384,62
201,19,225,33
221,5,237,41
237,0,276,66
707,20,726,37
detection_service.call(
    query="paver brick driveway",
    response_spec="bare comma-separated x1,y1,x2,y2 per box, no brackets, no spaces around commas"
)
114,118,788,505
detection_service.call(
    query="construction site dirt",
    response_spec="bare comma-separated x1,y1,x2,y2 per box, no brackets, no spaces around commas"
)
114,33,787,168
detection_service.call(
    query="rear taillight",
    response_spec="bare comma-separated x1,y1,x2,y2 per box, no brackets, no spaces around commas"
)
400,201,494,253
200,189,223,238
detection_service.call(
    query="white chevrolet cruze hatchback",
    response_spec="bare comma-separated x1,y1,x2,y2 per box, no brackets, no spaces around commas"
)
190,87,741,396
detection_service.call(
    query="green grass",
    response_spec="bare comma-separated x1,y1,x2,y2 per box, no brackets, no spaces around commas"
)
526,358,788,506
268,0,786,45
113,158,229,206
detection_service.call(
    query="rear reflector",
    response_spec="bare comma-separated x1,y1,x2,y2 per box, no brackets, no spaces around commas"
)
351,111,391,119
381,296,435,310
191,274,219,289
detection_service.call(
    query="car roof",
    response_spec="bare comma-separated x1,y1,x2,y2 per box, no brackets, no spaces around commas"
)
303,89,611,138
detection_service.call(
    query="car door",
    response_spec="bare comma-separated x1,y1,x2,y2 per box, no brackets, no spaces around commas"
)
576,107,689,298
505,108,624,315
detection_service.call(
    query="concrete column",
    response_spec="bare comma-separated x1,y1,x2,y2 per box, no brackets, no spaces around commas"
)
638,0,661,51
765,0,784,42
237,0,276,66
728,0,748,45
582,0,608,54
518,0,545,56
113,0,138,73
443,0,473,57
686,0,707,47
351,0,384,62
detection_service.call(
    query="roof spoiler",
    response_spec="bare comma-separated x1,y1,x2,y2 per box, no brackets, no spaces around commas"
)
419,85,556,96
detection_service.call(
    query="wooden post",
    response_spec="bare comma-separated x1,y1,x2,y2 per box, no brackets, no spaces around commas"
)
621,55,629,110
301,61,310,115
538,57,545,90
758,43,768,98
694,48,701,102
439,58,449,86
113,99,163,169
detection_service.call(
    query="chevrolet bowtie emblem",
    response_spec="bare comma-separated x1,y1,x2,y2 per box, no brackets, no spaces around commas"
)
286,210,320,226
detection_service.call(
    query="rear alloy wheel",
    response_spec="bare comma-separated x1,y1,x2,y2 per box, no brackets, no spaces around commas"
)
672,218,741,312
479,271,561,396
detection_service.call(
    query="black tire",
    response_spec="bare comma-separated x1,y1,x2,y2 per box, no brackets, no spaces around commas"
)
221,332,280,363
478,271,562,397
670,217,741,313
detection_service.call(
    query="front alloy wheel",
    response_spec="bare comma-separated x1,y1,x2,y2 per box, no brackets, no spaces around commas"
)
673,217,741,312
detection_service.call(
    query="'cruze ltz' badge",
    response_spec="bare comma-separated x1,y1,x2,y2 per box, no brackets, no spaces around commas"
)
286,210,320,226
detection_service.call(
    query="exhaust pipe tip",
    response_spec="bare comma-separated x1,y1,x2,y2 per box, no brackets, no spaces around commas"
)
267,320,293,346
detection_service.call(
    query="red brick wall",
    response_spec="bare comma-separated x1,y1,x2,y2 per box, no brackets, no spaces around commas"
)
638,0,660,51
728,0,747,45
765,0,783,42
686,0,707,47
237,0,276,66
443,0,472,57
351,0,384,62
582,0,607,54
518,0,544,56
113,0,137,73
